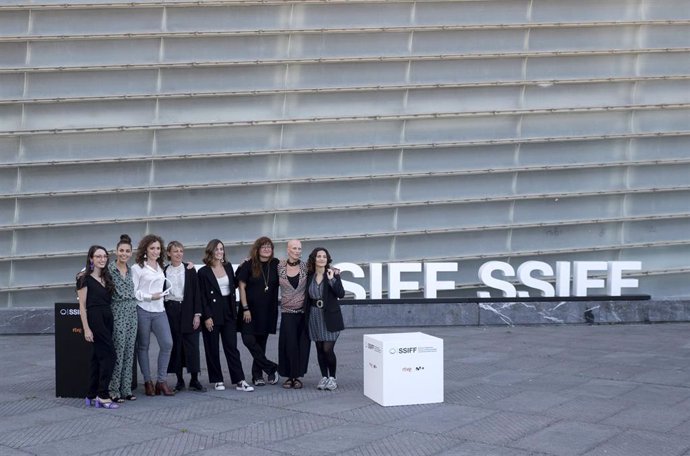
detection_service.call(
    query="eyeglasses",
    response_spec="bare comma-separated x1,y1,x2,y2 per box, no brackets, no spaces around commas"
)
260,245,273,250
92,255,108,259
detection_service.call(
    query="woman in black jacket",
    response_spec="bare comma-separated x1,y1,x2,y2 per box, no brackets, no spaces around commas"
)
164,241,204,392
305,247,345,391
197,239,253,392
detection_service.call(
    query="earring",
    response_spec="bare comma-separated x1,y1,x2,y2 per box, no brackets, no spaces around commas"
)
89,261,94,270
144,253,147,260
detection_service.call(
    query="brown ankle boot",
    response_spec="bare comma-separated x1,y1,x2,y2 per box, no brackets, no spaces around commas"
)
144,381,155,396
155,381,175,396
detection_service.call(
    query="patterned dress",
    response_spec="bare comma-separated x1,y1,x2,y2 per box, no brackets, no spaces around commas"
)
108,262,138,398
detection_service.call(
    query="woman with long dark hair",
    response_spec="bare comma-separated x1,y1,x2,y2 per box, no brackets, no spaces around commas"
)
198,239,253,392
107,234,138,402
132,234,175,397
77,245,118,409
237,236,279,386
305,247,345,390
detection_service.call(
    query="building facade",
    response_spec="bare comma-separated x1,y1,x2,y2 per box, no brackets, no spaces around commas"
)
1,0,690,314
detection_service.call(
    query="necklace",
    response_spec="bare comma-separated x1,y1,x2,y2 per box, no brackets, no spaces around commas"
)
261,261,270,292
287,259,300,266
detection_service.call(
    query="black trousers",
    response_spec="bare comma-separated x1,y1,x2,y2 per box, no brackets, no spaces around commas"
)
87,305,116,399
165,301,201,375
202,318,245,384
241,333,277,381
278,313,310,378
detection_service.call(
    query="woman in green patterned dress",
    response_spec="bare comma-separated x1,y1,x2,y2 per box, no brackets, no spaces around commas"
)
108,234,139,402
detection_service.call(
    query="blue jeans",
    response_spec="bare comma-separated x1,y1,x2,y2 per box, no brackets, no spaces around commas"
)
136,307,173,383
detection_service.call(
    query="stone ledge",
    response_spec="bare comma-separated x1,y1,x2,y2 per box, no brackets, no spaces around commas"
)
2,300,688,334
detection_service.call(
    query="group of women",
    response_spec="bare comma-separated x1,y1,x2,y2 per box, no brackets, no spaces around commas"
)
76,234,345,409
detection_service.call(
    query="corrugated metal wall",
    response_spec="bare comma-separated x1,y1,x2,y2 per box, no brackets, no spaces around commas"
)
1,0,689,306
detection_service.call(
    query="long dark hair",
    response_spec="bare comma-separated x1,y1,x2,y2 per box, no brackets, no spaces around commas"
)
203,239,226,267
249,236,274,277
76,245,115,293
307,247,332,274
135,234,165,268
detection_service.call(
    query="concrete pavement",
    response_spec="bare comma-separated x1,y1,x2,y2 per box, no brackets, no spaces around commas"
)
2,323,690,455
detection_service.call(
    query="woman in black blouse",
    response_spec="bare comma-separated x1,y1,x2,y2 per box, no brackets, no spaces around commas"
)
77,245,119,409
238,236,280,386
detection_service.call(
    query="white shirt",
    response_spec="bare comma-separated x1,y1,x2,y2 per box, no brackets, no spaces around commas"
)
165,263,185,302
131,262,166,312
217,274,231,296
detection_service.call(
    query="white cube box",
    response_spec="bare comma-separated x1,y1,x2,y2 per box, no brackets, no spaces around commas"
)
363,332,444,407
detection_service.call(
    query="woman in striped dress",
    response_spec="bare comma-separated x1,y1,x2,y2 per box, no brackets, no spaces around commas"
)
304,247,345,391
277,240,310,389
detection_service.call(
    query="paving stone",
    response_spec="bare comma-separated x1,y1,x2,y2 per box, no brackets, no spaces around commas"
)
577,364,650,381
284,391,372,415
512,420,621,456
631,368,690,386
0,398,65,418
434,441,541,455
169,404,293,435
0,405,91,433
196,442,287,455
218,412,347,445
21,423,176,456
261,422,400,456
91,431,228,456
543,397,630,423
444,383,516,406
334,403,439,425
126,396,247,424
563,378,639,399
515,373,590,393
338,431,461,456
616,384,690,406
0,413,133,448
489,390,571,413
601,403,690,432
481,370,541,386
581,429,690,456
386,404,494,434
446,411,556,445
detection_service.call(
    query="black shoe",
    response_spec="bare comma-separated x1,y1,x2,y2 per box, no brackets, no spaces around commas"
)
188,380,207,392
174,381,186,392
267,371,279,385
253,377,266,386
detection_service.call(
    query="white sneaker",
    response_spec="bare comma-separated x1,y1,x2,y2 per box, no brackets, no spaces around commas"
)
316,377,329,390
214,382,225,391
236,380,254,392
325,377,337,391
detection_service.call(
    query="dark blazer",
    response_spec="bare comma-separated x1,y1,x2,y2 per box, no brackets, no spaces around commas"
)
305,272,345,333
164,262,202,334
197,262,237,323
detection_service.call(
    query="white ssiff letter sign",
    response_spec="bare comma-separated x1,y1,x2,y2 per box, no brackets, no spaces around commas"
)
334,261,642,298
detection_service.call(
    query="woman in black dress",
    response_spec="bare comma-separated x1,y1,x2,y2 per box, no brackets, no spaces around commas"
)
277,239,310,389
238,236,280,386
77,245,119,409
198,239,253,392
305,247,345,391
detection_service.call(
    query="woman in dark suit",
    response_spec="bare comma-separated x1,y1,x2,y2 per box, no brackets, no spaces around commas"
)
197,239,253,392
305,247,345,391
164,241,205,392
